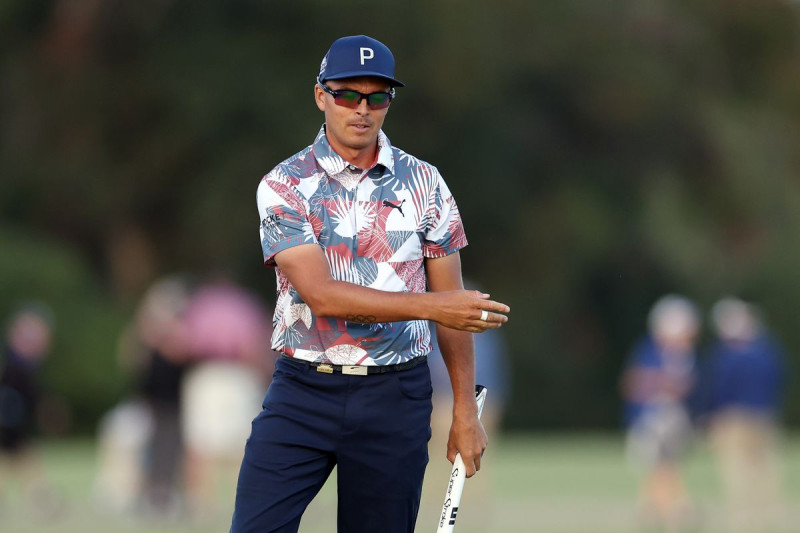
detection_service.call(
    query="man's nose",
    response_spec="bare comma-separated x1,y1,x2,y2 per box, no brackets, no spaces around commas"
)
355,97,370,115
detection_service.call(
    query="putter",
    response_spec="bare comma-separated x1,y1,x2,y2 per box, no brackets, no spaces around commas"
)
436,385,487,533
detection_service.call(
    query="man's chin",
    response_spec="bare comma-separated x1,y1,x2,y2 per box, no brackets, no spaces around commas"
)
344,135,376,151
327,127,378,155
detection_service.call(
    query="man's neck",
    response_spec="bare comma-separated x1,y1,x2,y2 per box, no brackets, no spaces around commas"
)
326,138,378,170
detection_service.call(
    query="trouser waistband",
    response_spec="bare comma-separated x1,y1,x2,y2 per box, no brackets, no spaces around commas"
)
279,354,427,375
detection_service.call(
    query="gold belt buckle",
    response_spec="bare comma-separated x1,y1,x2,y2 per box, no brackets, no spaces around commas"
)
342,365,368,376
316,364,334,374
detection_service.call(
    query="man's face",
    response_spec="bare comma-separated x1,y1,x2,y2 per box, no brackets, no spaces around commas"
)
314,76,391,158
8,313,52,360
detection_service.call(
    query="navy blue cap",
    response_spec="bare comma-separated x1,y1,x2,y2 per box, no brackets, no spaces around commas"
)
318,35,404,87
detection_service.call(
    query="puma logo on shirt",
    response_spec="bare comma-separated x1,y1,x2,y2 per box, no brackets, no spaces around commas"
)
382,199,406,217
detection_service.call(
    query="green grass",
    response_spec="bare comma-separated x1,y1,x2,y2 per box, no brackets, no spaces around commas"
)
1,433,798,532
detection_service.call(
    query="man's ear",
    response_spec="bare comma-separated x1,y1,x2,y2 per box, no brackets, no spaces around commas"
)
314,85,326,112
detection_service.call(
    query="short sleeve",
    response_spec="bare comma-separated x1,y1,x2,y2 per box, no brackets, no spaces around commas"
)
257,172,318,266
421,169,468,258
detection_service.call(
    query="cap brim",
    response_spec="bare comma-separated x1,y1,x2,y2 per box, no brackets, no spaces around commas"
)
322,71,405,87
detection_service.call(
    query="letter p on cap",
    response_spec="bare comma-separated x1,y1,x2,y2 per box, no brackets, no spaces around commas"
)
359,47,374,65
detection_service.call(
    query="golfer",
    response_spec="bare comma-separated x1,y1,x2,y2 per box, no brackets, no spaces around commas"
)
230,35,510,533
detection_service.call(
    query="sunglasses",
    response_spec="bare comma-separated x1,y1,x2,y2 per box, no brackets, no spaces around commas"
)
318,81,395,110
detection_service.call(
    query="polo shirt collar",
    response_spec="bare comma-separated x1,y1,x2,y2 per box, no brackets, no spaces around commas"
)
312,125,395,175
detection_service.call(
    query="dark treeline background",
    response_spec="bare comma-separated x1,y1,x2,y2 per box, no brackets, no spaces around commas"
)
2,0,800,432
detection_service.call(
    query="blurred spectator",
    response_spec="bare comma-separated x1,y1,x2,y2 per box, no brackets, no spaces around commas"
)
91,398,153,515
697,297,786,532
94,277,274,524
418,286,511,531
92,276,191,518
620,295,699,531
173,281,274,522
132,277,193,517
0,302,61,517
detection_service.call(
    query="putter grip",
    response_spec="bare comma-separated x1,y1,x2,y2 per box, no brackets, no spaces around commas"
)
435,385,487,533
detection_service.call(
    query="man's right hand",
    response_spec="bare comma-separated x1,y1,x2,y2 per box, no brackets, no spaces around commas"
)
427,290,509,333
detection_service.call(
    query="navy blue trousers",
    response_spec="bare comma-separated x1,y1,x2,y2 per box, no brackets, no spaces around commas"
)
230,357,433,533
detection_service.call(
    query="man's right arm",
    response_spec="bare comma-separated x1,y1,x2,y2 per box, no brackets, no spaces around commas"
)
274,243,509,333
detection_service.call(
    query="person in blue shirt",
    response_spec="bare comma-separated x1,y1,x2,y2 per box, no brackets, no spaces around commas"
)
698,297,786,532
620,295,700,531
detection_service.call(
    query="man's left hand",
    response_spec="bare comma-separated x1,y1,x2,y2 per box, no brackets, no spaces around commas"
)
446,411,488,478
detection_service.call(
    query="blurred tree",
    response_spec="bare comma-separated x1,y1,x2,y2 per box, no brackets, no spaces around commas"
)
0,228,129,431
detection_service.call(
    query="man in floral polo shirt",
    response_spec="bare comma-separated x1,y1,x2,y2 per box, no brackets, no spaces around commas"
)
230,35,510,533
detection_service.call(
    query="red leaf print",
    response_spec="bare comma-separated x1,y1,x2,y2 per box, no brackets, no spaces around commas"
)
390,258,426,292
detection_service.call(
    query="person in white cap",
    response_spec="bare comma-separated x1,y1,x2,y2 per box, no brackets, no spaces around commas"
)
229,35,510,533
620,295,700,531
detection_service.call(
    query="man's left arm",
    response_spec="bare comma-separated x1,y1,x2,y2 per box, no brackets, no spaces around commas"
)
426,252,489,478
